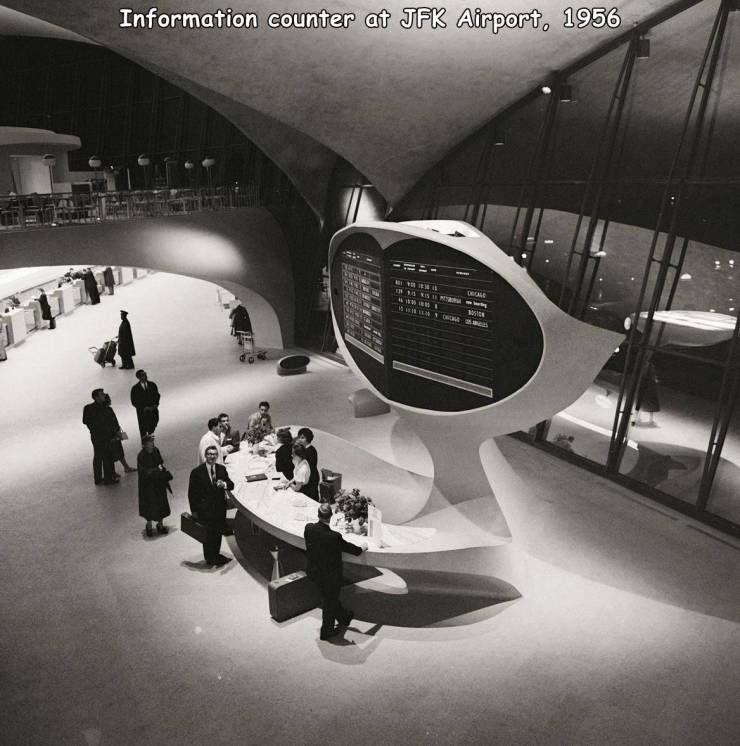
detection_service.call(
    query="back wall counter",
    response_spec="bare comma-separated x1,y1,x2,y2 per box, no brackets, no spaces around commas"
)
0,207,294,349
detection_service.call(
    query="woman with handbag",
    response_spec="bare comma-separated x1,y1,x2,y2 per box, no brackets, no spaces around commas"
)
104,394,137,475
137,435,172,537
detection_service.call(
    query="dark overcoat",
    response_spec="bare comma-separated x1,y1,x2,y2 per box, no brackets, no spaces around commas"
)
103,267,115,291
118,318,136,357
229,305,252,334
38,291,53,321
304,521,362,591
137,447,171,521
83,270,100,304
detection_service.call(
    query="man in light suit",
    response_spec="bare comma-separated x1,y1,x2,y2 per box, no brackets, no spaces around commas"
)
304,502,366,640
188,446,234,567
130,369,160,440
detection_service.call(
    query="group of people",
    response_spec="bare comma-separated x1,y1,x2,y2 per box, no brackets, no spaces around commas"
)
189,402,276,566
188,403,366,639
59,266,136,370
83,384,366,640
82,369,164,535
75,266,117,305
1,267,122,363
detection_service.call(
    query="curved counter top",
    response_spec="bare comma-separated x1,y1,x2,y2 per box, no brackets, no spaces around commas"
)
225,427,514,573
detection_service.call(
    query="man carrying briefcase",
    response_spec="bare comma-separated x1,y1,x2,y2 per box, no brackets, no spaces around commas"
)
187,446,234,567
304,502,366,640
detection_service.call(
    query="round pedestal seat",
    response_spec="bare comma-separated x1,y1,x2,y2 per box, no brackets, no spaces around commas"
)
276,354,309,376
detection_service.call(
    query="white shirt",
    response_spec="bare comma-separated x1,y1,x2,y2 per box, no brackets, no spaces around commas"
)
292,459,310,487
198,431,224,465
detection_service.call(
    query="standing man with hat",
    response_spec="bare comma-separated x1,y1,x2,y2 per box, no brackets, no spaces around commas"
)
118,310,136,369
130,369,160,440
304,503,366,640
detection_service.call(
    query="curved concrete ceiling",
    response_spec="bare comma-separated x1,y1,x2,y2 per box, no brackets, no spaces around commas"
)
138,58,337,217
2,1,679,208
0,4,87,40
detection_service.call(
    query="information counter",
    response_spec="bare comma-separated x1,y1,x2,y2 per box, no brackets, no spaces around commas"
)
2,308,26,345
225,427,515,575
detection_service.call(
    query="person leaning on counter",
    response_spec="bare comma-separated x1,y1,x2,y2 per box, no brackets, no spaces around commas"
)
295,427,319,497
274,428,294,480
304,502,367,641
274,443,318,500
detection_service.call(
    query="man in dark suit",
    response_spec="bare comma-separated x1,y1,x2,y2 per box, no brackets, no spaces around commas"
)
304,503,366,640
188,445,234,567
130,369,160,440
82,388,119,485
296,427,319,499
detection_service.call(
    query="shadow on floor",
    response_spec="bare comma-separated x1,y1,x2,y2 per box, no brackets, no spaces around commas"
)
341,570,519,628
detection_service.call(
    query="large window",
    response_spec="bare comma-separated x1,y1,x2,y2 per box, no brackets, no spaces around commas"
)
394,0,740,537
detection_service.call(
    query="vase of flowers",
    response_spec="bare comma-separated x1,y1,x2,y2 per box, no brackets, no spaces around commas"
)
334,488,372,535
246,424,269,453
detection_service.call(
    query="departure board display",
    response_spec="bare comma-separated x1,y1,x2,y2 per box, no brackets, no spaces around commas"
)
341,248,384,363
389,258,495,399
330,233,543,412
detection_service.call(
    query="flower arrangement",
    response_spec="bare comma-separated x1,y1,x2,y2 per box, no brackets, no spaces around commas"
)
334,488,373,534
245,423,269,446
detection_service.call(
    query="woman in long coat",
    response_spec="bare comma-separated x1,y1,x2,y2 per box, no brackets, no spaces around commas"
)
229,303,252,340
103,267,115,295
37,288,56,330
137,435,171,537
83,269,100,304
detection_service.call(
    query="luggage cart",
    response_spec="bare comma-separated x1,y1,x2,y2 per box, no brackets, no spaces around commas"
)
237,331,266,363
89,337,118,367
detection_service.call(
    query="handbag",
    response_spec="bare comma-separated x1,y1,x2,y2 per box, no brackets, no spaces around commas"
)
160,468,174,494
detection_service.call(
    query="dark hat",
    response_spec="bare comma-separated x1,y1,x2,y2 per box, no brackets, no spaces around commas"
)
317,502,333,520
120,309,128,316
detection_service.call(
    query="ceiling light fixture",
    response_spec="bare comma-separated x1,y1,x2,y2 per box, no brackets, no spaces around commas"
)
558,84,573,102
541,84,552,95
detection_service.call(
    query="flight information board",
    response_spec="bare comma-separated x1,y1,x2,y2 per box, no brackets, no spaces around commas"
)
340,248,384,363
330,233,543,412
388,259,494,398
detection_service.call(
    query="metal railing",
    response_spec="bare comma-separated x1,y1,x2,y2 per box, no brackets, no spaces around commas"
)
0,185,265,230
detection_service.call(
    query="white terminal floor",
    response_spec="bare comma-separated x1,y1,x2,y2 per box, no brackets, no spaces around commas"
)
1,271,739,746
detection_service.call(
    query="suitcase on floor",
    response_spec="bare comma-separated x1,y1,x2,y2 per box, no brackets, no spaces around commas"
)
91,346,106,366
104,339,117,363
268,571,321,622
